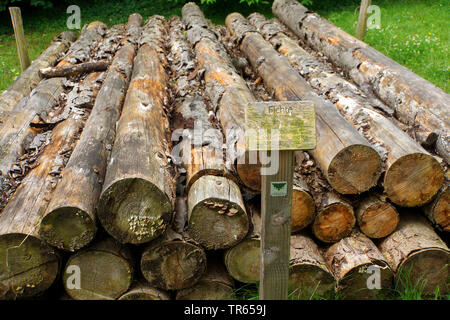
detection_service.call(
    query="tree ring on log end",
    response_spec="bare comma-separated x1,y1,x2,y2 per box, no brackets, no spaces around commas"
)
225,238,260,283
189,198,248,250
236,161,261,192
39,207,97,252
312,203,355,243
288,264,336,298
396,248,449,296
337,262,394,300
358,202,399,238
0,234,59,300
141,241,207,290
384,153,444,207
328,144,381,194
97,177,173,244
63,249,132,300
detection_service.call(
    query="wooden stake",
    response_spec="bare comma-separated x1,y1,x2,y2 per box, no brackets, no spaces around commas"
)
260,150,294,300
356,0,371,40
9,7,30,72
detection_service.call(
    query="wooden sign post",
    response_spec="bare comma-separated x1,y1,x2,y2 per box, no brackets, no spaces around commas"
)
245,101,316,300
9,7,31,72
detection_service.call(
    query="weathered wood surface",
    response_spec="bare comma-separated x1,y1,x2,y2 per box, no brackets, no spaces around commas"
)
272,0,450,161
312,191,355,243
324,230,394,299
422,182,449,232
39,60,109,78
182,2,262,192
39,17,139,252
378,212,449,295
248,14,444,207
176,256,235,300
0,31,77,125
97,16,175,245
118,282,170,300
187,175,248,250
226,12,381,195
9,7,30,71
356,194,399,238
141,187,207,290
62,238,134,300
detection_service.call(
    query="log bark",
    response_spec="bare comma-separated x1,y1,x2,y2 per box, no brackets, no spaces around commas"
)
187,175,248,250
324,230,394,299
62,238,134,300
0,77,65,177
118,282,170,300
182,3,262,192
422,182,449,232
272,0,450,161
176,256,235,300
39,60,109,78
378,212,449,296
289,232,336,298
141,191,207,290
96,16,175,245
312,191,355,243
226,13,382,195
39,17,140,252
0,31,77,125
249,14,444,207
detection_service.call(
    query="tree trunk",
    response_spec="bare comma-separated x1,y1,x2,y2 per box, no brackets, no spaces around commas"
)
118,282,170,300
176,256,235,300
96,16,175,245
272,0,450,161
62,238,134,300
289,232,336,298
0,31,77,125
324,229,394,299
422,182,449,232
356,194,399,238
141,190,207,290
187,175,248,250
378,212,449,296
39,16,140,252
312,191,355,243
226,13,381,195
249,14,444,207
39,60,109,78
182,3,262,192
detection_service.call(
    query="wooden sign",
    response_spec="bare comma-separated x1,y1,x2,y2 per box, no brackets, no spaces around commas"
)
244,100,316,300
245,101,316,151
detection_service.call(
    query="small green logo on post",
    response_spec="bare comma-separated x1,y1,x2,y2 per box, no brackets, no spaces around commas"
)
271,181,287,197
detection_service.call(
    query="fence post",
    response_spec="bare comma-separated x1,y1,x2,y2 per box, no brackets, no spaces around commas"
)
356,0,372,40
9,7,31,72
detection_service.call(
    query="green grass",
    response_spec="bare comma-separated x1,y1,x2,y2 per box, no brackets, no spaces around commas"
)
0,0,448,91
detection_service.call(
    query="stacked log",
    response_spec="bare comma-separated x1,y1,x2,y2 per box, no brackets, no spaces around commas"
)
118,282,170,300
247,14,444,207
272,0,450,162
62,238,134,300
226,12,382,196
168,16,249,250
378,212,449,296
39,15,141,252
0,31,78,125
96,16,175,245
323,230,394,299
422,182,449,232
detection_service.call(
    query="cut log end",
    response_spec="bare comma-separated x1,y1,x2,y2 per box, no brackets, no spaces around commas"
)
357,200,399,239
189,198,248,250
141,241,207,290
97,178,173,244
224,238,260,283
0,234,59,300
328,144,381,195
236,162,261,192
291,188,315,233
119,284,170,300
288,264,336,298
313,203,355,243
39,207,97,252
384,153,444,207
425,185,449,232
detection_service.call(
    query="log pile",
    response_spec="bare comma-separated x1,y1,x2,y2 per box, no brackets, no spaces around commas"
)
0,2,448,300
